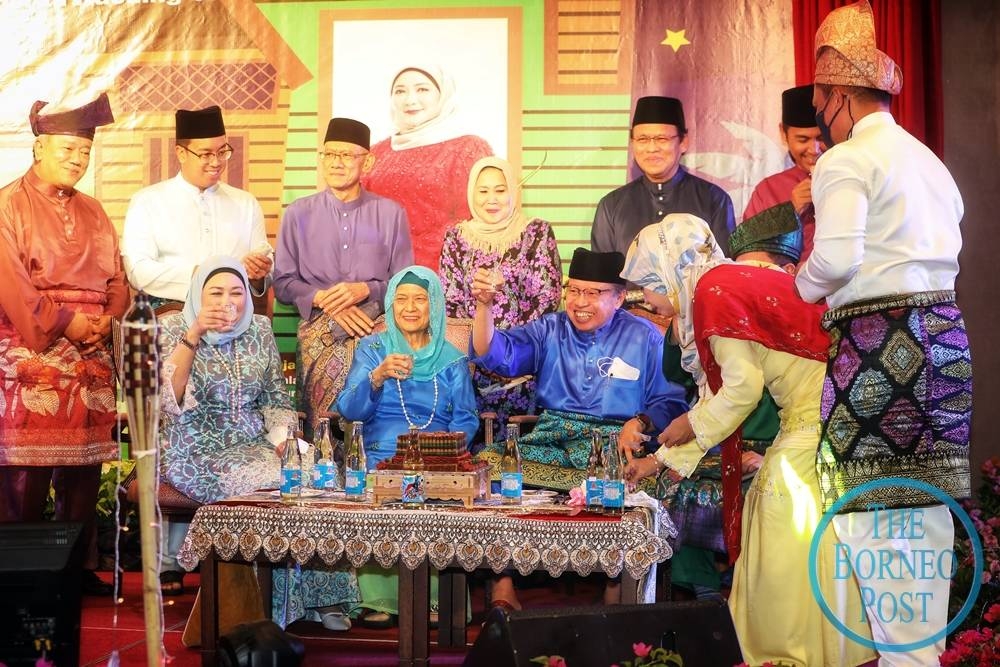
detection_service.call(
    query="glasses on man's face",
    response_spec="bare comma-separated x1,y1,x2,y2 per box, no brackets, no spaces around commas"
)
319,150,368,165
632,135,679,149
565,286,614,301
179,144,234,164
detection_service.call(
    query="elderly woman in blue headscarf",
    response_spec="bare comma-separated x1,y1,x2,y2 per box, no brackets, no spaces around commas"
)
336,265,479,468
159,256,359,620
339,265,478,627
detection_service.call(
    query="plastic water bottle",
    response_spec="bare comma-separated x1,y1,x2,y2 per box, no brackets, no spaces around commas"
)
500,423,523,505
312,418,339,491
280,424,302,503
585,429,605,511
344,421,367,501
602,433,625,515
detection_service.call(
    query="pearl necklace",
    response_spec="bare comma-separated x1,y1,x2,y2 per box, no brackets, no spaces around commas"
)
211,343,244,421
396,375,438,430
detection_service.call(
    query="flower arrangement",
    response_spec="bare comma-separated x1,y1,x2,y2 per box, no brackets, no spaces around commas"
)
939,456,1000,666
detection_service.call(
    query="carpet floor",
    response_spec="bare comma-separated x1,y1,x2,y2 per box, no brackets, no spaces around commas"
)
79,570,605,666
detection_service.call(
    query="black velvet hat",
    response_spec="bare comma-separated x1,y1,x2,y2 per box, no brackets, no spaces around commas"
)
176,106,226,140
324,117,370,150
730,203,803,262
29,92,114,140
631,96,686,133
781,85,817,128
568,247,627,285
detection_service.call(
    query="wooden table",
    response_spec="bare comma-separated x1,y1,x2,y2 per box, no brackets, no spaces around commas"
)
177,493,674,666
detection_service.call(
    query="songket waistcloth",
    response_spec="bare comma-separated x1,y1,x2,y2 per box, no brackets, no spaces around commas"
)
818,290,972,512
295,302,383,437
482,408,623,470
0,289,118,466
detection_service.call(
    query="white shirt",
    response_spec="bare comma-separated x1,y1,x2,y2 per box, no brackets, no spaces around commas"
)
795,112,964,308
122,173,269,301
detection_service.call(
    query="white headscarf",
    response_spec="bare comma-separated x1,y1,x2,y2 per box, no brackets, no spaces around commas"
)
388,64,464,150
456,156,531,255
621,214,729,389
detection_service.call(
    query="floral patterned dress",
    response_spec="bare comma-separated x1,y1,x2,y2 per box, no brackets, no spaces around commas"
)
158,313,360,625
158,313,298,503
439,218,563,435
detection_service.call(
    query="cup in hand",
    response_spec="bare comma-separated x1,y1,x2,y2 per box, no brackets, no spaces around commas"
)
222,303,238,326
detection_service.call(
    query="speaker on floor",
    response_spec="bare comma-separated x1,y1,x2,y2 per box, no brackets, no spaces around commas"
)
218,620,305,667
463,599,742,667
0,522,84,667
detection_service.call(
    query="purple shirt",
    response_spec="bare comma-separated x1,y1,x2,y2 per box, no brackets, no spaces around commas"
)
274,188,413,319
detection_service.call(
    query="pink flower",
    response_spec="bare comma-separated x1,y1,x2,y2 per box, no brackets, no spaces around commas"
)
632,642,652,658
985,603,1000,624
548,657,567,667
567,486,586,507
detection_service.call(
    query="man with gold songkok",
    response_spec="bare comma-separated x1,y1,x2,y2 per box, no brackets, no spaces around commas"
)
795,2,971,664
0,92,127,596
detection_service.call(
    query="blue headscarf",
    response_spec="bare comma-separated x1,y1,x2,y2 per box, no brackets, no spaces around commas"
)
382,265,464,381
182,255,254,346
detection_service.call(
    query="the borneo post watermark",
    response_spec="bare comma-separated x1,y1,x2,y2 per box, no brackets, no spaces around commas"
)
808,476,984,653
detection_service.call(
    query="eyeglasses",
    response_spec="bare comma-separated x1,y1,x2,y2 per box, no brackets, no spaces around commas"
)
319,150,368,165
632,135,679,148
179,144,234,163
565,286,615,300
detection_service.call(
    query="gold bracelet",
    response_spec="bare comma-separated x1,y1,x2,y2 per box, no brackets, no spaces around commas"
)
178,336,198,352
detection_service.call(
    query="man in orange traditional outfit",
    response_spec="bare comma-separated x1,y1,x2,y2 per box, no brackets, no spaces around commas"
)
0,92,127,595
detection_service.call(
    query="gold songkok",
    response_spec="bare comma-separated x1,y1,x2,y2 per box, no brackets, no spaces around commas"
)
814,0,902,95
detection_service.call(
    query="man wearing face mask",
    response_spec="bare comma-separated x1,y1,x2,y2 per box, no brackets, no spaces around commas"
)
741,85,825,264
795,3,970,665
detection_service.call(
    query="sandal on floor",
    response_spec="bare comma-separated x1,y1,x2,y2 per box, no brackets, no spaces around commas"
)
320,610,352,631
358,609,397,629
159,570,185,596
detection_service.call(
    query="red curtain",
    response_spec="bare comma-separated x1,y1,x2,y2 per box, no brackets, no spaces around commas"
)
792,0,943,156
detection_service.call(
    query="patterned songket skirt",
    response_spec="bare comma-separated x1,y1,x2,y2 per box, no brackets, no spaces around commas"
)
817,290,972,512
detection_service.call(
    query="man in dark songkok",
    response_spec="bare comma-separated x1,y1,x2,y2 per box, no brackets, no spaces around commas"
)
123,105,273,309
471,247,688,610
0,92,128,596
274,117,413,437
591,96,735,257
741,85,825,264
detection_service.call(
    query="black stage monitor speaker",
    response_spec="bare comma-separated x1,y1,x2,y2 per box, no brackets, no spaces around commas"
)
464,600,742,667
0,522,84,667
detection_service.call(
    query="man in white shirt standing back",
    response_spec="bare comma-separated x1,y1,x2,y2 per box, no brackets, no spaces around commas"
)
123,105,273,308
795,3,971,665
121,105,275,595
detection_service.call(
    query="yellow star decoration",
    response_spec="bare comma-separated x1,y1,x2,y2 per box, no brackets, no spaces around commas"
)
661,29,691,53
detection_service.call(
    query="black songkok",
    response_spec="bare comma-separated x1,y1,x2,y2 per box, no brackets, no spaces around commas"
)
781,85,817,128
176,106,227,140
324,118,371,151
568,247,627,285
631,96,686,134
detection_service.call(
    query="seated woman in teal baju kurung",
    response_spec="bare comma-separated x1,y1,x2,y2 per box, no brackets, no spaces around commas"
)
277,265,479,628
158,256,358,625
